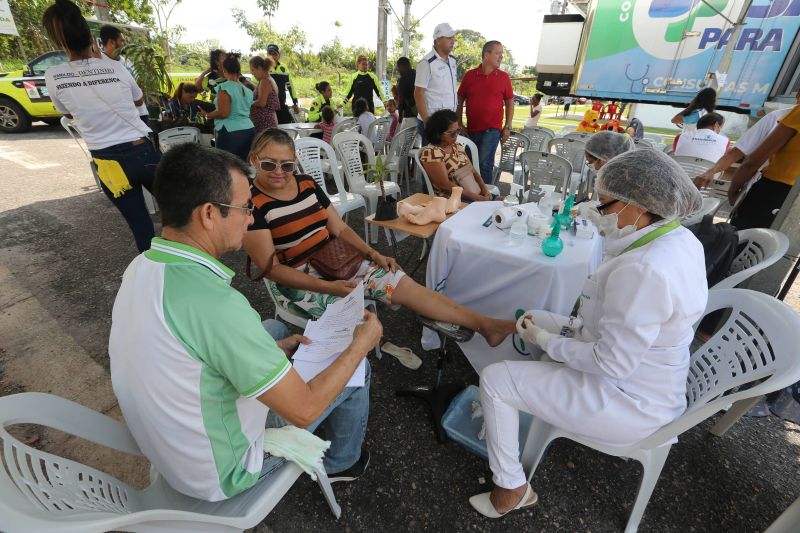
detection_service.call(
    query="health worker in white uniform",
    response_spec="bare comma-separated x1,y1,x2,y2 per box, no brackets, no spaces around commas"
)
470,149,708,518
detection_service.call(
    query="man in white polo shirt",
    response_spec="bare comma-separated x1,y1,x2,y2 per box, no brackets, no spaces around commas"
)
674,112,730,163
109,143,381,502
414,22,459,144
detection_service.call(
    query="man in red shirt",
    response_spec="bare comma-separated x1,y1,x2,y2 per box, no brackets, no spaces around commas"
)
456,40,514,185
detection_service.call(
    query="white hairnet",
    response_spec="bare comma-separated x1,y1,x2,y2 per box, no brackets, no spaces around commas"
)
585,131,634,161
596,148,703,219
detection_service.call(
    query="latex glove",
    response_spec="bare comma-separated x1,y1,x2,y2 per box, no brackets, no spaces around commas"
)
516,314,557,351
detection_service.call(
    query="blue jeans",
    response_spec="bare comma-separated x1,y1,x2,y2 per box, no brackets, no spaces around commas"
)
259,319,370,476
469,128,502,185
90,139,160,253
216,126,255,162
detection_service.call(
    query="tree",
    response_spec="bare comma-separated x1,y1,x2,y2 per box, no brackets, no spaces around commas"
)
148,0,183,65
452,29,484,79
257,0,280,31
389,16,423,74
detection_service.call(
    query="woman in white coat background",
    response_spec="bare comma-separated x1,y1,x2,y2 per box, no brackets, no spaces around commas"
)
470,149,708,518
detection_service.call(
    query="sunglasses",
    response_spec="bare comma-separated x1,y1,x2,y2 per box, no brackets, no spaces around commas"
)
212,201,254,215
256,159,298,173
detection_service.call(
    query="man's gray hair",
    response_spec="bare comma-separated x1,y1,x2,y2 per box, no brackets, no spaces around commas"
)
482,40,502,57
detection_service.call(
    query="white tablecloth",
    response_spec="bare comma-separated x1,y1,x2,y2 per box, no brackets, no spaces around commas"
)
422,201,603,373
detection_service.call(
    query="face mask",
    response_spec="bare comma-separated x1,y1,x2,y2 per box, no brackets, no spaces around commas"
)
583,202,643,240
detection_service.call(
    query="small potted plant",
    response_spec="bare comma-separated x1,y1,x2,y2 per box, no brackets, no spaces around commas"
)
365,154,397,220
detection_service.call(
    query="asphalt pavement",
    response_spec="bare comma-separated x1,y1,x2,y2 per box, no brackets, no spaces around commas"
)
0,124,798,532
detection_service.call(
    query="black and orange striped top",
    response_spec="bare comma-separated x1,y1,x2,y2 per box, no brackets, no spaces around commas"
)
249,175,332,267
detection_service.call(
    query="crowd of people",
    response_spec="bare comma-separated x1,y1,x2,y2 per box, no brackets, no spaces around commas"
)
40,0,800,523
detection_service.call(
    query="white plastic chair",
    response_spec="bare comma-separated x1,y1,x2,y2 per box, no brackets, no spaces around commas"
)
61,116,157,215
520,126,555,152
332,131,402,243
711,228,790,290
0,392,341,533
331,117,359,138
564,131,593,142
491,132,529,185
548,137,587,197
289,107,308,123
520,289,800,533
680,196,722,227
366,115,392,154
765,495,800,533
518,150,572,199
158,126,200,153
633,138,654,149
671,154,715,179
295,137,368,240
264,279,380,359
457,135,500,197
556,124,577,136
383,125,418,195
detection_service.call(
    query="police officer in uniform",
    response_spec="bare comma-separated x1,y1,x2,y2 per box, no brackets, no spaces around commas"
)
267,44,299,124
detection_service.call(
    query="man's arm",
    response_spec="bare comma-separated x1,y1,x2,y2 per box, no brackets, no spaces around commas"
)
502,98,515,142
257,312,382,427
415,87,429,122
728,124,796,205
455,95,466,131
695,147,745,189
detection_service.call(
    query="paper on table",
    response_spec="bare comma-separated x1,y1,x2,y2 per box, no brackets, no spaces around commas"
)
292,283,366,387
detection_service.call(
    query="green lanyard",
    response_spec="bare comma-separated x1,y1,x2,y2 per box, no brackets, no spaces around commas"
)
569,218,681,318
620,218,681,255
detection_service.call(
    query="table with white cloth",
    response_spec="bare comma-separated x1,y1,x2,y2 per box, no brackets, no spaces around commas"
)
422,201,603,373
277,122,321,137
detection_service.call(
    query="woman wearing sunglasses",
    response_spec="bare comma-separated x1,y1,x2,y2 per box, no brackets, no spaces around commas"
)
420,109,493,202
470,149,707,518
242,129,516,345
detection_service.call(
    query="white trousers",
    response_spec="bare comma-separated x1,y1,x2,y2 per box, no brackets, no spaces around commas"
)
479,311,659,489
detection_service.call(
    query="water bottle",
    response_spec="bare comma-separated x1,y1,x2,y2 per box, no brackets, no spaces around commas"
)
509,218,527,246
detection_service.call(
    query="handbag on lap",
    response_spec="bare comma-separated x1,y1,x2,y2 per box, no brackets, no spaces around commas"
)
308,238,363,281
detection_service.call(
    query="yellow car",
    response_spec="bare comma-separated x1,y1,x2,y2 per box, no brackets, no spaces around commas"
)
0,51,67,133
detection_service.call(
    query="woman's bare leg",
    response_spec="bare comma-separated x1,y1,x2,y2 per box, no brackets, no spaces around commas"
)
391,276,515,347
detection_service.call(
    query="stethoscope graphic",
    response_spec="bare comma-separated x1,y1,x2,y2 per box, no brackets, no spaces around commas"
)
625,63,651,93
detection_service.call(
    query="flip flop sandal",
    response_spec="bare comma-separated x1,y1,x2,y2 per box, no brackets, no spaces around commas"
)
380,342,423,370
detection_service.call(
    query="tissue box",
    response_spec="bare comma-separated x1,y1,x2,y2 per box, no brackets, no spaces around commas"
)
441,385,532,460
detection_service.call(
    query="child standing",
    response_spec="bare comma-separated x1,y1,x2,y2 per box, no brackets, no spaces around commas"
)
385,98,399,142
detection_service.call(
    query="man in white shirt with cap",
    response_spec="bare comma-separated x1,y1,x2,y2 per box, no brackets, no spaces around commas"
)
414,22,459,144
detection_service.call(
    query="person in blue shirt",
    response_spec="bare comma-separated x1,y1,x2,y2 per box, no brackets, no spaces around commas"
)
671,87,716,130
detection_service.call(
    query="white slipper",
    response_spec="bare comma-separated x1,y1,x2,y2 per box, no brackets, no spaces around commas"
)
380,342,422,370
469,484,538,519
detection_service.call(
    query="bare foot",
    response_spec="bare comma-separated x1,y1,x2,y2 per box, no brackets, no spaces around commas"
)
490,485,533,514
480,318,517,347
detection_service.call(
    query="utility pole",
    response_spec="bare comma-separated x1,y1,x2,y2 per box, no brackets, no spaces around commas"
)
402,0,412,57
377,0,389,82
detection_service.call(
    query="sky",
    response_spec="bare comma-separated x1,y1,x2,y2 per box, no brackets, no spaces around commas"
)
171,0,553,69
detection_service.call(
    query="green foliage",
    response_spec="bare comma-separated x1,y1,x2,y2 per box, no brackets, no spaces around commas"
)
0,0,152,63
389,17,424,72
170,39,219,71
256,0,280,30
122,39,172,105
364,154,391,197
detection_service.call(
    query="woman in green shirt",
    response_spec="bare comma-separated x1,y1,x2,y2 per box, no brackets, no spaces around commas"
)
201,53,255,161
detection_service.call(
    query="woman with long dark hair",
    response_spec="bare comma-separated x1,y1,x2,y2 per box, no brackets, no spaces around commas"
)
43,0,160,253
672,87,716,130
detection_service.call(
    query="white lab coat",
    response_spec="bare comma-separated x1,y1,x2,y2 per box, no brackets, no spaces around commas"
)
482,221,708,451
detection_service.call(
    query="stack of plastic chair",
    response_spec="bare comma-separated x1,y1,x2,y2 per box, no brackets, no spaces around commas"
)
518,151,572,199
520,126,555,152
548,137,587,195
366,115,392,155
490,132,529,187
383,125,418,195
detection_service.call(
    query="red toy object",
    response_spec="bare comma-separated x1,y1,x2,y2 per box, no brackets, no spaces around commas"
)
592,100,604,112
576,109,601,133
601,118,625,133
605,102,618,121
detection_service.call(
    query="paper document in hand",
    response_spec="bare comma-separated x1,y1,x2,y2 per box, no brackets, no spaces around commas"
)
292,283,366,387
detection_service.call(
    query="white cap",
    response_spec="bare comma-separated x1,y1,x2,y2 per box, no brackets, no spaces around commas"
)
433,23,458,39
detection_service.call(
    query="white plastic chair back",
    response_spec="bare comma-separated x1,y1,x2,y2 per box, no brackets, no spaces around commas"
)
384,126,418,176
399,117,417,131
332,131,376,190
295,138,339,197
520,289,800,533
332,117,359,138
60,116,91,163
456,135,481,170
712,228,790,290
158,126,200,153
634,138,654,149
671,155,715,179
663,145,675,155
414,150,435,196
519,151,572,199
680,196,721,227
520,127,555,152
548,137,586,177
290,107,308,123
367,115,392,154
280,126,299,140
557,124,577,136
0,392,341,532
643,133,664,145
492,132,529,184
564,131,592,142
